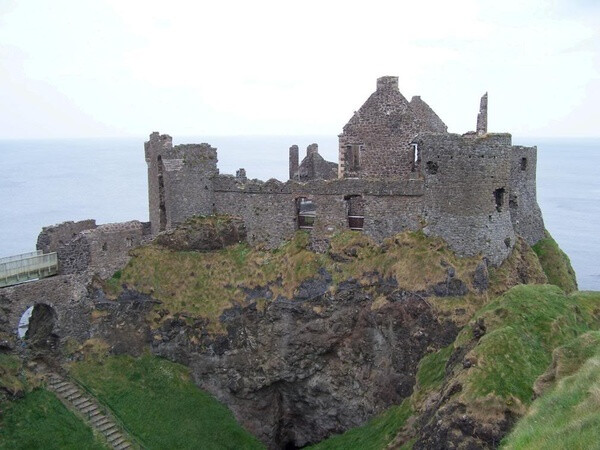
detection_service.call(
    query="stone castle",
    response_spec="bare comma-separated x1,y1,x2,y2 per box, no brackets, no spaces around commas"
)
144,76,544,265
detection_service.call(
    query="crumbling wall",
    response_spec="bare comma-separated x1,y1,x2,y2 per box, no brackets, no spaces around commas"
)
36,220,97,254
417,133,515,265
82,221,150,279
509,145,545,245
145,133,218,235
48,221,150,278
409,96,448,133
297,144,338,181
338,76,447,180
214,175,425,249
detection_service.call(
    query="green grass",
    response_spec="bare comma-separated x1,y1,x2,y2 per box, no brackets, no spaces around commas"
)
415,344,454,393
0,353,25,399
457,286,600,405
0,388,107,450
69,354,264,450
532,230,578,293
501,348,600,449
307,400,413,450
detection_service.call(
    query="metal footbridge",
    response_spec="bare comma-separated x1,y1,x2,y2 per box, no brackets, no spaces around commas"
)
0,250,58,288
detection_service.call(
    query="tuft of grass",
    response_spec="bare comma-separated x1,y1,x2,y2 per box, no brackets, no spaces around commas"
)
501,351,600,449
532,230,578,293
307,400,413,450
0,354,25,398
0,388,107,449
69,354,264,450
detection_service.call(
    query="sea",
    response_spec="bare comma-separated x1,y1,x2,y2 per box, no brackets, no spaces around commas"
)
0,136,598,291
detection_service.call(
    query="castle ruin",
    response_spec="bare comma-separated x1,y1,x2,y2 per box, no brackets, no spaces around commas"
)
144,76,545,265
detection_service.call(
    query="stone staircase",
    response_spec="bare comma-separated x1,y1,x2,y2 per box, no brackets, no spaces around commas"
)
45,372,135,449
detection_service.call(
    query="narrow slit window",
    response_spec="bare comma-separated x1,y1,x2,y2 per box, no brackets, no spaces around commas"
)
494,187,505,212
520,157,527,171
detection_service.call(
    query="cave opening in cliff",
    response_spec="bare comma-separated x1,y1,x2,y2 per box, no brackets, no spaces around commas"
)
19,303,59,349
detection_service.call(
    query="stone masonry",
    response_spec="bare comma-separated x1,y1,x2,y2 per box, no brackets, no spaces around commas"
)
142,77,545,266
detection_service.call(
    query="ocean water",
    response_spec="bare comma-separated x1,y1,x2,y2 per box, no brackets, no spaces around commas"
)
0,136,598,290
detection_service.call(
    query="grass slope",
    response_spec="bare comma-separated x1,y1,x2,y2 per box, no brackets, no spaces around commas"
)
69,354,264,450
0,388,107,450
532,230,578,293
501,333,600,449
457,286,600,406
307,400,413,450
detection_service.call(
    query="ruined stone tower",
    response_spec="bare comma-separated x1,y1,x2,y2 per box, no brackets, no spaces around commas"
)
145,132,218,235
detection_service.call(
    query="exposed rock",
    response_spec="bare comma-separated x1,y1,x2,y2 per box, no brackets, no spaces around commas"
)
154,215,247,251
151,282,458,449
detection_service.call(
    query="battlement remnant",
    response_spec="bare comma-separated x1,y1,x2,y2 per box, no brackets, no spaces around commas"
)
144,77,545,265
477,92,488,135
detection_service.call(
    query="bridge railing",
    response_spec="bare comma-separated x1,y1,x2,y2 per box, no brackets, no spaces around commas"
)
0,251,58,288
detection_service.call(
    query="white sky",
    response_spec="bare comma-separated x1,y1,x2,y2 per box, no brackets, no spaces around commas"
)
1,0,598,139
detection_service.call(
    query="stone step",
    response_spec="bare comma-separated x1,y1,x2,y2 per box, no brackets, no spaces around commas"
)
111,436,127,447
106,430,122,441
63,388,80,398
66,392,83,402
80,404,97,414
91,417,110,428
72,397,90,408
98,422,116,433
44,370,136,450
50,380,68,389
55,384,75,394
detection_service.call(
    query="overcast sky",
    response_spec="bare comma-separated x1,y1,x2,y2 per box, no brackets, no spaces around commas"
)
1,0,598,139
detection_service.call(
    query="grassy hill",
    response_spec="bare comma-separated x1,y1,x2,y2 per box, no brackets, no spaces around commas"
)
0,226,588,449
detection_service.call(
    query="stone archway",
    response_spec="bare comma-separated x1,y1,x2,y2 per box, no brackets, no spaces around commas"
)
17,303,59,349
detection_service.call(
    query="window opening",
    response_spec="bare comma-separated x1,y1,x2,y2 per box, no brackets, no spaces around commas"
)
494,187,505,212
411,143,419,172
345,195,365,231
296,197,316,230
345,144,362,172
425,161,438,175
520,157,527,171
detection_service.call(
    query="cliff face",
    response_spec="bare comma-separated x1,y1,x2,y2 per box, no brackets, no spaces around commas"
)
153,282,457,448
3,220,569,450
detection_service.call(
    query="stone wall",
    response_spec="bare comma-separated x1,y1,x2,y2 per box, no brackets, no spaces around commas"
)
509,145,545,245
145,133,219,235
338,76,448,180
36,220,97,254
418,133,515,265
214,175,424,248
40,220,150,279
296,144,338,181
